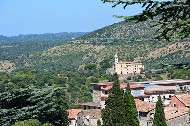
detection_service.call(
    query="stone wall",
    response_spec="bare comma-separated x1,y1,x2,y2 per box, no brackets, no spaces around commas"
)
77,109,101,126
93,90,101,103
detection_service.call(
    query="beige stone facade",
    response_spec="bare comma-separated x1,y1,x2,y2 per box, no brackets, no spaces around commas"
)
114,54,144,75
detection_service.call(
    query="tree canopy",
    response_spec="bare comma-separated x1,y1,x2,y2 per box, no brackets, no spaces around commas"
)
102,0,190,40
124,84,139,126
153,96,167,126
0,87,69,126
12,119,53,126
101,73,126,125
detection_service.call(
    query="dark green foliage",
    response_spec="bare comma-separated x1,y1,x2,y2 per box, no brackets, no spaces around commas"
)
84,63,97,70
126,76,132,80
101,73,126,126
124,84,139,126
12,119,53,126
99,59,112,70
153,96,167,126
0,68,95,108
97,119,101,126
155,75,163,81
0,87,69,126
12,119,41,126
102,0,190,40
171,69,190,79
132,76,139,82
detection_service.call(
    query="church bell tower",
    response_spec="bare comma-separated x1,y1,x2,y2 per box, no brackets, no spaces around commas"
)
114,53,118,64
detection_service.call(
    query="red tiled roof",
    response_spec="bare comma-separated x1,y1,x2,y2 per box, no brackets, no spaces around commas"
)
164,107,188,120
101,83,144,91
67,109,82,119
144,87,176,93
129,84,144,89
175,94,190,107
135,100,156,112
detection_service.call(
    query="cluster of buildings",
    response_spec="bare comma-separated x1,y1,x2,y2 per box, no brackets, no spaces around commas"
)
67,54,190,126
68,79,190,126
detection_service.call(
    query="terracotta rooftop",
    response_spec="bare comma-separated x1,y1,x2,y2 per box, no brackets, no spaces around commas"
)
67,109,82,119
135,100,156,112
101,83,144,91
151,79,190,85
164,107,188,120
175,94,190,107
144,86,176,93
129,84,144,89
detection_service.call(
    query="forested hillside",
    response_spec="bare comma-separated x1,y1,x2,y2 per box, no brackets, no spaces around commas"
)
0,32,86,72
0,21,189,72
13,21,189,71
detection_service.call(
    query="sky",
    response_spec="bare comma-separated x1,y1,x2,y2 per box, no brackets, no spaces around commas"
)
0,0,142,36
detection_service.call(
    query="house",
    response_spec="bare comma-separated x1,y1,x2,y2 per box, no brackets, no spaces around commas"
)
68,109,83,126
80,82,111,109
144,85,176,103
171,94,190,108
150,79,190,90
165,107,189,126
77,109,101,126
148,107,189,126
113,54,144,75
135,99,156,126
80,82,148,109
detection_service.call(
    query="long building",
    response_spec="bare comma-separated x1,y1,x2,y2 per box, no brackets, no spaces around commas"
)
113,53,144,75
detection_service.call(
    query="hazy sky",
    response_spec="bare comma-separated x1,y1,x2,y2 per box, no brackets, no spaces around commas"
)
0,0,142,36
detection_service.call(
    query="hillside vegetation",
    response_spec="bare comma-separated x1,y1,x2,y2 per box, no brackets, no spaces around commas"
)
0,21,189,71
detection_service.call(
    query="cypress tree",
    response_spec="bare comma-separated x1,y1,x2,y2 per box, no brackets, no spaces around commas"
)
124,84,139,126
101,73,126,126
153,96,167,126
97,119,101,126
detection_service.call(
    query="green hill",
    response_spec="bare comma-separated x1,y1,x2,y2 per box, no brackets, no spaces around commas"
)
0,21,190,71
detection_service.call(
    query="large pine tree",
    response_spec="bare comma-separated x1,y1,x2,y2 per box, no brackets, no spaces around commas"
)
0,87,69,126
153,96,167,126
101,73,126,126
124,84,139,126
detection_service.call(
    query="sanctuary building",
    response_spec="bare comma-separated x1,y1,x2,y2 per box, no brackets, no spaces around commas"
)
113,54,144,75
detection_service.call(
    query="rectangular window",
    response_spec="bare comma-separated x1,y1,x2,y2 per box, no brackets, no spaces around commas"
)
173,103,176,107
